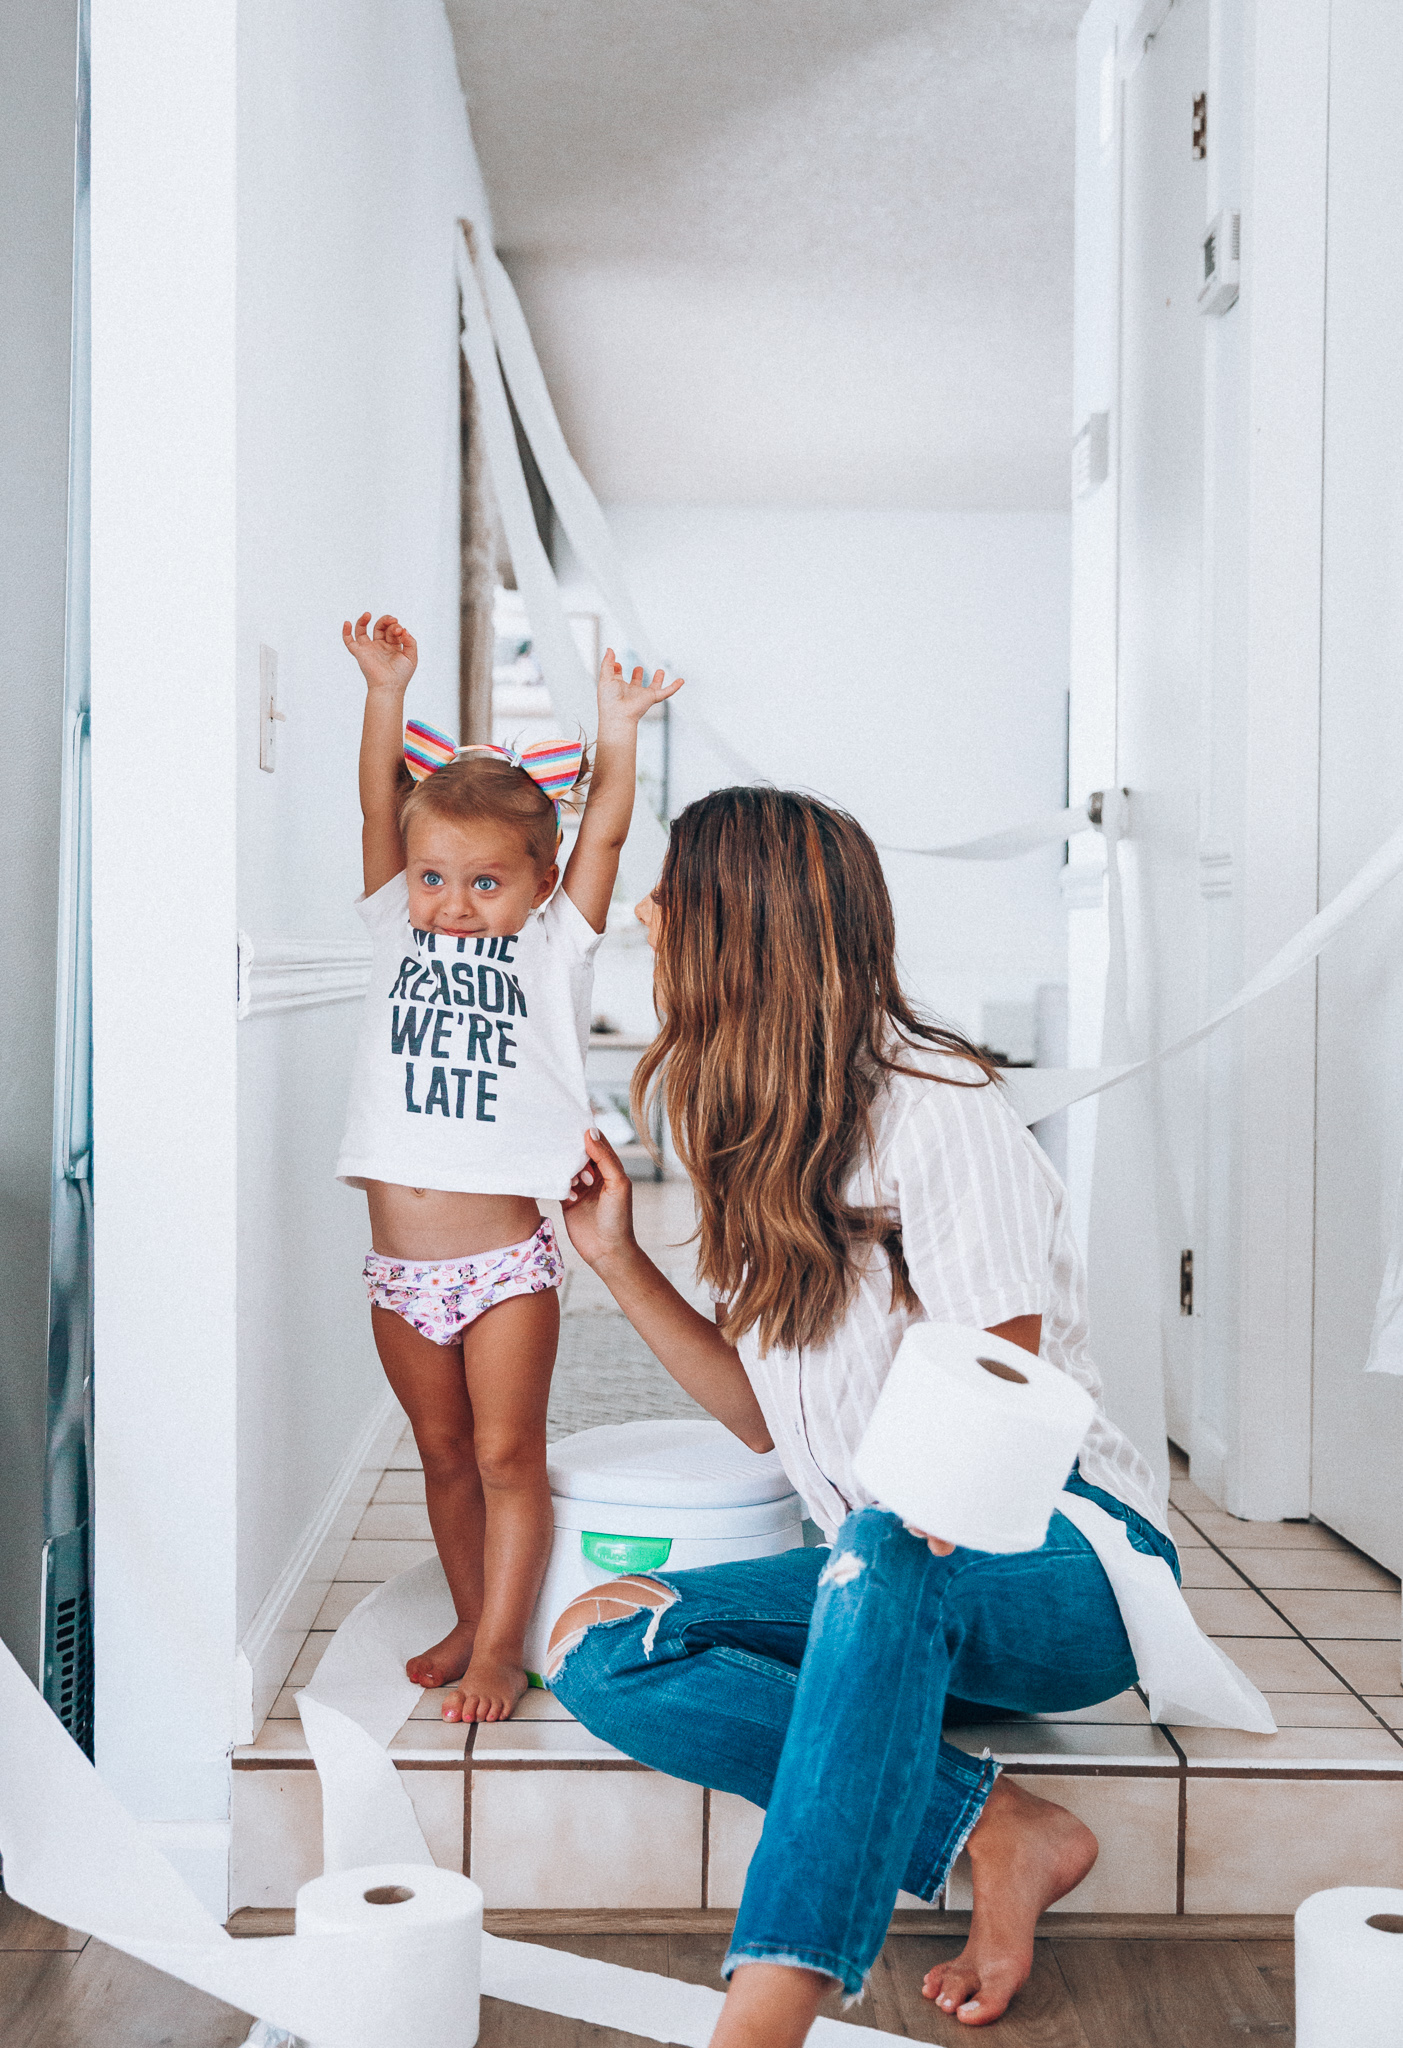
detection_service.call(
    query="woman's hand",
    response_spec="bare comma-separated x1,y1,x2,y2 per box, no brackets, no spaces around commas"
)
343,611,418,693
562,1126,638,1273
904,1524,955,1558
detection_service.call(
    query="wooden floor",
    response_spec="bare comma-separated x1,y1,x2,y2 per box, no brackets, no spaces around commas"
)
2,1896,1296,2046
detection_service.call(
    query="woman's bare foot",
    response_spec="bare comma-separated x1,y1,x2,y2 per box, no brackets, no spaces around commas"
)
405,1618,475,1689
442,1650,529,1723
923,1776,1097,2026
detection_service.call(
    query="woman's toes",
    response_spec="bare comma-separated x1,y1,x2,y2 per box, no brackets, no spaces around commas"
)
924,1961,976,2010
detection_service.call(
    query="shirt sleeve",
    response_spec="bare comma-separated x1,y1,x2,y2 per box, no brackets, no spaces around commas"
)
354,868,410,937
543,884,608,958
889,1076,1052,1333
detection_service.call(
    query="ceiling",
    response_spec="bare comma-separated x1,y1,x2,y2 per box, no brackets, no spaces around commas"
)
444,0,1084,508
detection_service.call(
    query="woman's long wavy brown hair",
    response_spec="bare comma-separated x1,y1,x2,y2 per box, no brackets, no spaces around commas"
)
631,787,997,1355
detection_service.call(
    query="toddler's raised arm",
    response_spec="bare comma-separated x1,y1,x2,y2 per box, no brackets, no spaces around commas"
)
563,650,683,932
343,611,418,896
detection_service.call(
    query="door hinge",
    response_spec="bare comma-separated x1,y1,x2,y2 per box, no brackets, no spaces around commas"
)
1179,1249,1194,1316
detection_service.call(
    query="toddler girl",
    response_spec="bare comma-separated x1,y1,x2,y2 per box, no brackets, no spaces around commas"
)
337,610,681,1722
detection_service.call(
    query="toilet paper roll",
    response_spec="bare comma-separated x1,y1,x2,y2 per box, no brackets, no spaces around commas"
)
293,1863,483,2048
1295,1887,1403,2048
851,1322,1095,1554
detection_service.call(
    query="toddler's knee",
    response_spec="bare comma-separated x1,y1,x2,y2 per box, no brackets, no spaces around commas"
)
417,1432,476,1486
473,1432,546,1491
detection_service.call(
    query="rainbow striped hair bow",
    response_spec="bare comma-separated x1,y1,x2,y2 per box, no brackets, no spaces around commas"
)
404,721,585,809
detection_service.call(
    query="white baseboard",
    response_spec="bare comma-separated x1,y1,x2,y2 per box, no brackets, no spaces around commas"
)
234,1390,404,1742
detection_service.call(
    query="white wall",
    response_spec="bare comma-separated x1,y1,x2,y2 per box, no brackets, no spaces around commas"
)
92,0,489,1911
573,507,1071,1045
234,0,484,1650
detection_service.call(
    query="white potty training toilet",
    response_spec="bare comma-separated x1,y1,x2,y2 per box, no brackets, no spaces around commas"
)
523,1418,805,1684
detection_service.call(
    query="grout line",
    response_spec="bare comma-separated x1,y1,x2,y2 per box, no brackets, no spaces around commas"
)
1170,1498,1403,1748
1148,1699,1190,1915
700,1787,710,1910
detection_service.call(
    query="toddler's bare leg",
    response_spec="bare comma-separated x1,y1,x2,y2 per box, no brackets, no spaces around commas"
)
371,1305,484,1687
448,1286,559,1723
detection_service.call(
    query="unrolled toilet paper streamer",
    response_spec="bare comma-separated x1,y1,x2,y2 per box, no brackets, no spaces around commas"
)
0,1603,910,2048
852,1322,1096,1555
1294,1887,1403,2047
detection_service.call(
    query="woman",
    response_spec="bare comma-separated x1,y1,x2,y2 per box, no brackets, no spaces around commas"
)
546,788,1235,2042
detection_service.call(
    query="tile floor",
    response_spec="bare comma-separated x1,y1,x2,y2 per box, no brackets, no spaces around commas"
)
232,1200,1403,1915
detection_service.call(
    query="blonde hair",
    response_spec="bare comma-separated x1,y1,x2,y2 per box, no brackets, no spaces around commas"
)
632,786,997,1355
399,745,590,869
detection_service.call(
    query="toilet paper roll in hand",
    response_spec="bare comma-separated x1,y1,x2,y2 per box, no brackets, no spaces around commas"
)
1295,1887,1403,2047
851,1322,1095,1554
292,1863,483,2048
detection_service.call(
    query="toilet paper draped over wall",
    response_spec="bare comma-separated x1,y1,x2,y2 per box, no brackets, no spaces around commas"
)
463,223,1403,1441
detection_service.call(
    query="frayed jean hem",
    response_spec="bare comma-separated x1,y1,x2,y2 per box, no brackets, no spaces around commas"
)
905,1751,1002,1902
721,1942,858,2001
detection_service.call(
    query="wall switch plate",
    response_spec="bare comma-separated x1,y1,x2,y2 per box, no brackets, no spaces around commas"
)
1198,210,1240,314
258,644,284,772
1073,413,1110,499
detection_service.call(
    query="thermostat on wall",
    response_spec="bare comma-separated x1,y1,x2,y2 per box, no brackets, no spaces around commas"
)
1198,210,1240,315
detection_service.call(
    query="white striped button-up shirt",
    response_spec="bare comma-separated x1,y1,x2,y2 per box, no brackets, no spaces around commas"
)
734,1048,1166,1544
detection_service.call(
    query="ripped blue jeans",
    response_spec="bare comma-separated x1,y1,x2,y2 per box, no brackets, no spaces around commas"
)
550,1498,1166,1999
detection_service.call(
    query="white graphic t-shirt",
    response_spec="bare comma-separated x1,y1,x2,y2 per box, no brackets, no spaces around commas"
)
336,870,604,1200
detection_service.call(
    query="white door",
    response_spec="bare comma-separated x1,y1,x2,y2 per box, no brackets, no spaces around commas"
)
1309,6,1403,1573
1115,0,1209,1449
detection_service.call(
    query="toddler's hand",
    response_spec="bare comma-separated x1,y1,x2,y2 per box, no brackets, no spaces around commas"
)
343,611,418,692
596,647,684,730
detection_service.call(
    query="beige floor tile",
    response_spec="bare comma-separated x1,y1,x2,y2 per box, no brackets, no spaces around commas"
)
506,1687,578,1722
469,1767,704,1908
231,1769,321,1909
945,1723,1175,1765
1184,1777,1403,1913
1245,1549,1399,1593
1223,1637,1346,1692
1325,1641,1403,1694
354,1502,433,1541
1169,1478,1219,1516
238,1722,313,1756
374,1470,426,1504
1262,1692,1383,1728
1275,1589,1401,1639
1178,1550,1251,1589
1365,1695,1403,1727
1175,1724,1403,1764
268,1689,301,1720
948,1775,1179,1914
1184,1587,1291,1636
407,1687,456,1721
388,1427,422,1470
231,1766,463,1908
706,1790,765,1909
472,1722,628,1760
1200,1516,1346,1551
313,1581,379,1629
285,1631,335,1687
1167,1507,1207,1549
387,1723,471,1758
335,1538,437,1579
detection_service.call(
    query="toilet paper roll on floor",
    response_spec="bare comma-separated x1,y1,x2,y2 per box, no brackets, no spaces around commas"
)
293,1863,483,2048
852,1322,1094,1554
1295,1887,1403,2047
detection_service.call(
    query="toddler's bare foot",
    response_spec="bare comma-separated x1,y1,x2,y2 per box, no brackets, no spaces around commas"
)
923,1776,1097,2026
406,1619,476,1690
443,1651,528,1723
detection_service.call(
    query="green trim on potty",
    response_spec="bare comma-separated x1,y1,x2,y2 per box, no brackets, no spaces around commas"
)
581,1532,673,1574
